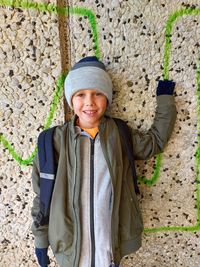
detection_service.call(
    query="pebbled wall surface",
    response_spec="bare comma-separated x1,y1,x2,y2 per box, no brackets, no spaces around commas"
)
1,0,200,266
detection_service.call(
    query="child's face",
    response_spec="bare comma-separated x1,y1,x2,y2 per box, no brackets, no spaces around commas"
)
72,89,107,128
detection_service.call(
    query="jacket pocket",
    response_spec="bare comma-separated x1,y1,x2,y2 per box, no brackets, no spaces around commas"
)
126,181,142,214
119,179,143,241
48,215,74,254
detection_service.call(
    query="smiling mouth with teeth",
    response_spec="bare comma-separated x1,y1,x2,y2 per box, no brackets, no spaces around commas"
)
84,110,97,115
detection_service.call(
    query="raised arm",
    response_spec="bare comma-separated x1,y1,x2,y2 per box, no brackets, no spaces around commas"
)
131,80,177,160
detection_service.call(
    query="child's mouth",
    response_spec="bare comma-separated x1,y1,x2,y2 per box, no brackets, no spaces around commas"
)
83,110,97,116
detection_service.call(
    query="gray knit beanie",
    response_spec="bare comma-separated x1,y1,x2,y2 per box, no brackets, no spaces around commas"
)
64,56,113,108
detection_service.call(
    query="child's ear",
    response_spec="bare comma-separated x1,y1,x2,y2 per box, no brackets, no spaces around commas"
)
70,96,74,110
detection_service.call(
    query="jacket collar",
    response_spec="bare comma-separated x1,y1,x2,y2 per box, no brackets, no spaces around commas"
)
68,114,109,139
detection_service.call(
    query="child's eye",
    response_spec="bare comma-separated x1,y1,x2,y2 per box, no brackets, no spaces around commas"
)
76,93,85,97
95,92,103,96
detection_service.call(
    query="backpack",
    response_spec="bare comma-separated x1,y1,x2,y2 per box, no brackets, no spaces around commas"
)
34,118,139,228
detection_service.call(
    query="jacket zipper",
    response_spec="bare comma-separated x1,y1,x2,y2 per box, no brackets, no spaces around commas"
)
110,183,115,266
99,131,116,266
73,140,79,267
90,139,95,267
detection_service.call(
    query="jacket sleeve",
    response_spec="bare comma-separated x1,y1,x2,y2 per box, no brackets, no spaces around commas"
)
31,154,49,249
131,81,177,160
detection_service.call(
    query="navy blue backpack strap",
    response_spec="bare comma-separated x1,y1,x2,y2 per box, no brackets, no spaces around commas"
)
113,118,140,195
34,126,57,228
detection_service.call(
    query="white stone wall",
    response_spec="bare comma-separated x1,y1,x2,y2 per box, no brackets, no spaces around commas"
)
0,1,62,266
1,0,200,266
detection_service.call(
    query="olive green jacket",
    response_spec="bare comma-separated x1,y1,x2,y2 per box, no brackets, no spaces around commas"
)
31,94,176,266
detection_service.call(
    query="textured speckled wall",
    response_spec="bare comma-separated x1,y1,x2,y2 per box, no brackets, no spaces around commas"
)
0,1,63,266
0,0,200,266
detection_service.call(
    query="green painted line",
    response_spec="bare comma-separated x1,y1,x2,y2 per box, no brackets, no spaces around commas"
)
164,8,200,80
0,1,100,165
144,224,200,234
144,60,200,232
145,91,200,232
139,8,200,233
140,8,200,187
1,1,200,233
138,154,162,186
0,0,100,58
0,74,65,165
44,75,66,130
68,6,100,59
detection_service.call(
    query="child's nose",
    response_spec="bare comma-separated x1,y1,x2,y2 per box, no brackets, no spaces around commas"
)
85,95,94,106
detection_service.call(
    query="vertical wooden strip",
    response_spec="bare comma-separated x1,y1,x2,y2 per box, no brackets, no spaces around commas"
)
57,0,74,122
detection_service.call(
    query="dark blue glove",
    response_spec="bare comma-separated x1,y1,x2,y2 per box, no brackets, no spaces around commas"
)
35,247,50,267
156,80,175,96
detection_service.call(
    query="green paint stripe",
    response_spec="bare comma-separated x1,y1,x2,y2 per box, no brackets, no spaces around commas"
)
68,6,100,59
0,1,101,58
44,75,65,130
0,1,100,165
140,8,200,186
0,75,65,165
144,58,200,233
138,154,162,186
164,8,200,80
1,1,200,233
142,9,200,233
144,224,200,233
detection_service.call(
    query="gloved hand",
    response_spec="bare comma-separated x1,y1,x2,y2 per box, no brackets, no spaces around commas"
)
35,247,50,267
156,80,175,96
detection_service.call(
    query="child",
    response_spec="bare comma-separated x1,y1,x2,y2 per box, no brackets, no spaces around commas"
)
31,56,177,267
